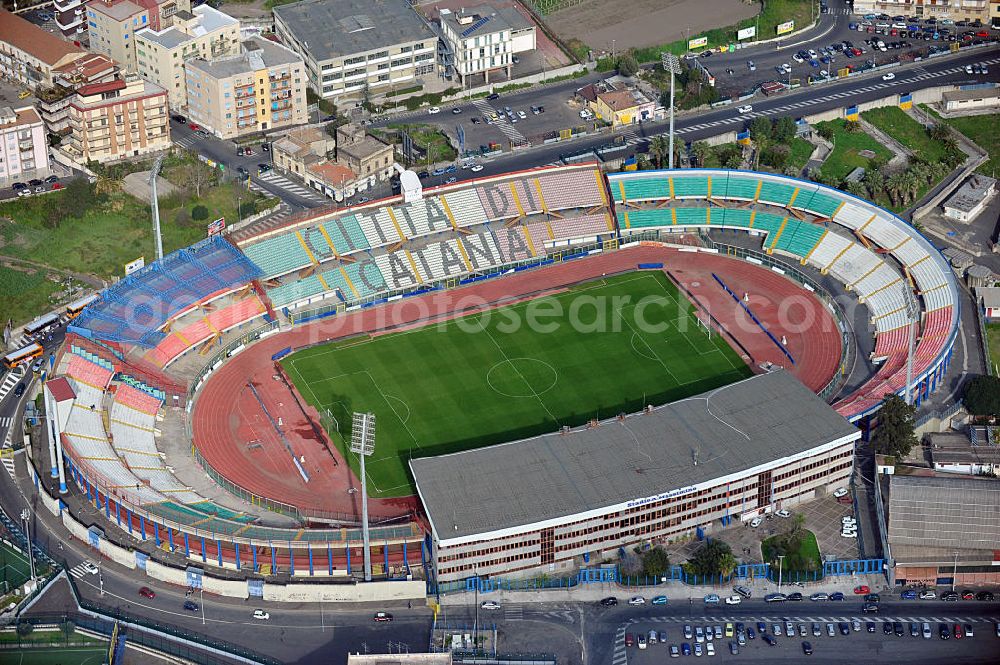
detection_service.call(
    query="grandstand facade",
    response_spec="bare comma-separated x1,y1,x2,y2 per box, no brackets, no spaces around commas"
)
44,165,959,585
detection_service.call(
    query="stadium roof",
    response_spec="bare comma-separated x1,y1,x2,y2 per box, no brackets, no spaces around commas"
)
273,0,436,62
887,474,1000,559
411,370,859,543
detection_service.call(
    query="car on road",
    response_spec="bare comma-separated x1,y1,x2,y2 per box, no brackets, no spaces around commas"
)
703,594,720,604
787,592,803,601
517,110,527,119
919,590,936,599
830,592,845,601
747,60,756,71
600,597,618,606
965,64,974,74
901,589,918,599
253,609,270,620
976,591,995,601
628,596,645,605
764,593,787,602
725,595,742,605
373,612,393,622
171,114,187,124
737,105,753,114
183,600,198,611
833,487,849,498
188,123,200,131
236,166,249,178
470,164,484,172
428,107,441,114
445,176,458,184
862,602,880,614
82,561,99,575
775,509,791,518
481,601,501,610
942,591,960,601
432,168,447,176
809,592,829,601
802,640,813,655
882,72,896,80
749,517,762,527
486,93,500,100
451,107,462,114
257,164,271,174
624,633,634,648
138,586,155,599
651,595,668,605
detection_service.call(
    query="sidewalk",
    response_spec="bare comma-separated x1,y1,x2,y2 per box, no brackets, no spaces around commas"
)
438,573,889,606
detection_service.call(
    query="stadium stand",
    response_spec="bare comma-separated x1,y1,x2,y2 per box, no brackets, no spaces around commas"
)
144,295,267,368
240,231,314,279
70,237,261,347
493,226,535,262
66,354,114,390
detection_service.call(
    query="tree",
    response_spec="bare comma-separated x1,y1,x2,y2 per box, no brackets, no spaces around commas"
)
641,546,671,577
816,124,834,141
844,179,867,199
928,123,951,142
761,144,790,171
617,52,639,77
962,375,1000,417
690,141,710,168
649,135,668,169
844,119,862,133
59,620,75,644
63,177,96,217
191,204,209,221
721,146,743,169
16,622,33,643
873,393,917,459
180,162,213,198
773,116,797,144
886,171,908,207
862,168,885,200
749,116,773,142
687,539,738,577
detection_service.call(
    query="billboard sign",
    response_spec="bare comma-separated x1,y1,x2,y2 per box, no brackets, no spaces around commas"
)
207,217,225,236
688,36,708,49
737,26,756,40
776,20,795,35
124,257,145,275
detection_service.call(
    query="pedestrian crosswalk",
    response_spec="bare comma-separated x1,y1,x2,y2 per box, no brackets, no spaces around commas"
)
0,371,22,403
0,451,15,479
255,171,328,203
0,416,12,429
612,625,628,665
68,562,96,579
173,135,198,149
472,99,527,145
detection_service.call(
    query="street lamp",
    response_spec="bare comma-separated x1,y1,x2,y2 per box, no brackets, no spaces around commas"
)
661,54,681,170
19,509,35,582
776,554,785,594
951,552,958,592
350,412,376,582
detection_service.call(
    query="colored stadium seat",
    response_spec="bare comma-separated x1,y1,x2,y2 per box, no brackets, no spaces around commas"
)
757,180,797,207
670,175,710,198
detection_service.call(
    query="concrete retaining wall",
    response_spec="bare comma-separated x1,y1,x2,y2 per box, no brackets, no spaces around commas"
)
202,575,248,599
61,511,91,544
262,579,425,603
440,64,586,103
99,536,137,571
145,559,189,588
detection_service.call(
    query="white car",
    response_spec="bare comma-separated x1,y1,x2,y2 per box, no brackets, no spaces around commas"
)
841,516,855,523
428,106,441,114
775,509,791,518
749,517,763,528
82,561,100,575
725,595,742,605
470,165,484,172
820,70,829,78
781,63,792,73
737,105,753,114
808,49,818,58
252,609,270,620
517,110,526,119
833,487,849,498
481,601,501,610
706,642,715,656
919,590,936,600
841,530,858,538
628,595,645,606
882,72,895,81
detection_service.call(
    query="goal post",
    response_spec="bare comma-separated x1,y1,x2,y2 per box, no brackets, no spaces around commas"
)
696,314,712,339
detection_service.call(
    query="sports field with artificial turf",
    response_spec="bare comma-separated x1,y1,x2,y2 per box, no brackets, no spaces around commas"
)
283,271,752,497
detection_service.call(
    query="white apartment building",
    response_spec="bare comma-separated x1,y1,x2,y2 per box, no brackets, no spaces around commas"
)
438,5,535,85
0,106,51,185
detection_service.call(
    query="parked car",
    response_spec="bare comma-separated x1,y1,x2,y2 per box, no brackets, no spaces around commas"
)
481,601,501,610
183,600,199,611
764,593,787,603
704,594,720,604
976,591,995,601
734,585,751,598
942,591,960,601
600,597,618,606
833,487,849,498
830,592,845,601
762,634,776,646
802,641,813,655
253,609,270,620
737,105,753,114
82,561,100,575
628,596,645,606
651,595,668,605
810,592,829,601
750,517,763,527
939,624,950,640
138,586,155,599
373,612,393,622
725,595,742,605
428,106,441,114
775,509,791,518
919,590,937,599
854,586,871,595
901,589,918,600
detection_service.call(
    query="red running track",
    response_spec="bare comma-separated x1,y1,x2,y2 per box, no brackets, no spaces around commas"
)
192,244,842,517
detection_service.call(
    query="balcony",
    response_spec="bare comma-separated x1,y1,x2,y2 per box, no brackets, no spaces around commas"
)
55,14,84,31
53,0,83,12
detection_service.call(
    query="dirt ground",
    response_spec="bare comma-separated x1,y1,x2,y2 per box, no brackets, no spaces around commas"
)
547,0,759,54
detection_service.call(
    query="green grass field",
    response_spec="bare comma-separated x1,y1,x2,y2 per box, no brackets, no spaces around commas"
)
815,119,893,183
284,272,752,496
0,646,108,664
1,541,33,592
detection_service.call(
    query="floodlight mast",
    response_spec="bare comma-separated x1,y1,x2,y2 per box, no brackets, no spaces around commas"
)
351,412,376,582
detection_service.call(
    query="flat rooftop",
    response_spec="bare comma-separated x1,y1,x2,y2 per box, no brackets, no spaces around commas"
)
411,370,859,542
943,174,996,214
274,0,435,62
440,6,532,38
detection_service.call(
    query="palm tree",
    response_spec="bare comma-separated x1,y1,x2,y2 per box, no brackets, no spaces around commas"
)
690,141,710,168
649,135,668,169
844,179,867,199
723,150,742,170
862,168,885,200
886,171,908,207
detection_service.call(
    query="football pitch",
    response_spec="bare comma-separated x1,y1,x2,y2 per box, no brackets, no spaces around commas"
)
284,271,752,497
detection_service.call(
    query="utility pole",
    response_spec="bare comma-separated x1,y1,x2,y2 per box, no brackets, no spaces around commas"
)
776,554,785,594
351,412,376,582
20,509,35,582
661,54,681,169
149,154,165,261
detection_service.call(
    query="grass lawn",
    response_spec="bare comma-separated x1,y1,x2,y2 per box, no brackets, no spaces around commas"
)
814,119,892,183
0,171,275,280
378,123,457,167
284,271,752,496
786,137,815,173
0,541,33,590
0,646,109,664
937,111,1000,177
761,528,822,576
986,323,1000,375
0,263,70,326
861,106,960,164
0,631,106,646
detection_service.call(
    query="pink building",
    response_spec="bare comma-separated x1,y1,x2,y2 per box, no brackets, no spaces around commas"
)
0,106,51,186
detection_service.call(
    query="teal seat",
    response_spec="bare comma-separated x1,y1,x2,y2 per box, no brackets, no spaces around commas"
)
622,208,674,229
674,207,709,226
620,177,670,202
323,215,370,255
721,175,760,201
772,220,827,258
752,212,786,236
796,189,842,218
671,175,709,198
757,181,796,207
268,275,325,308
241,233,311,279
717,208,754,228
342,260,387,298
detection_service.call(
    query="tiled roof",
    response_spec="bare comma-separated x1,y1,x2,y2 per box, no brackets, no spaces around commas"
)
0,9,85,67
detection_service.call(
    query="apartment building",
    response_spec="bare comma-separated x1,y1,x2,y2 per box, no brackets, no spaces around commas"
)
851,0,991,24
438,6,535,85
273,0,437,102
0,10,87,88
0,106,52,185
136,5,240,109
184,36,306,140
64,74,170,163
54,0,87,37
86,0,191,71
38,53,120,134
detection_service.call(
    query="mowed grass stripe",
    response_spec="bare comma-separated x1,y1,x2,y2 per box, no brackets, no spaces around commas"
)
284,272,752,497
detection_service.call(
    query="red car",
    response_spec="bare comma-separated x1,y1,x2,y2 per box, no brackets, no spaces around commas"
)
51,183,63,190
961,590,975,600
954,623,963,639
138,586,155,599
625,633,635,647
373,612,393,622
188,123,200,131
853,585,870,595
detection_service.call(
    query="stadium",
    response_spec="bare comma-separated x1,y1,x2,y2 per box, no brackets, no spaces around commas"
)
39,162,958,589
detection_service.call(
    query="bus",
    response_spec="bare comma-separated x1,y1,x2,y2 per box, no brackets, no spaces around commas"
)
65,293,99,319
23,311,61,337
3,343,43,369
